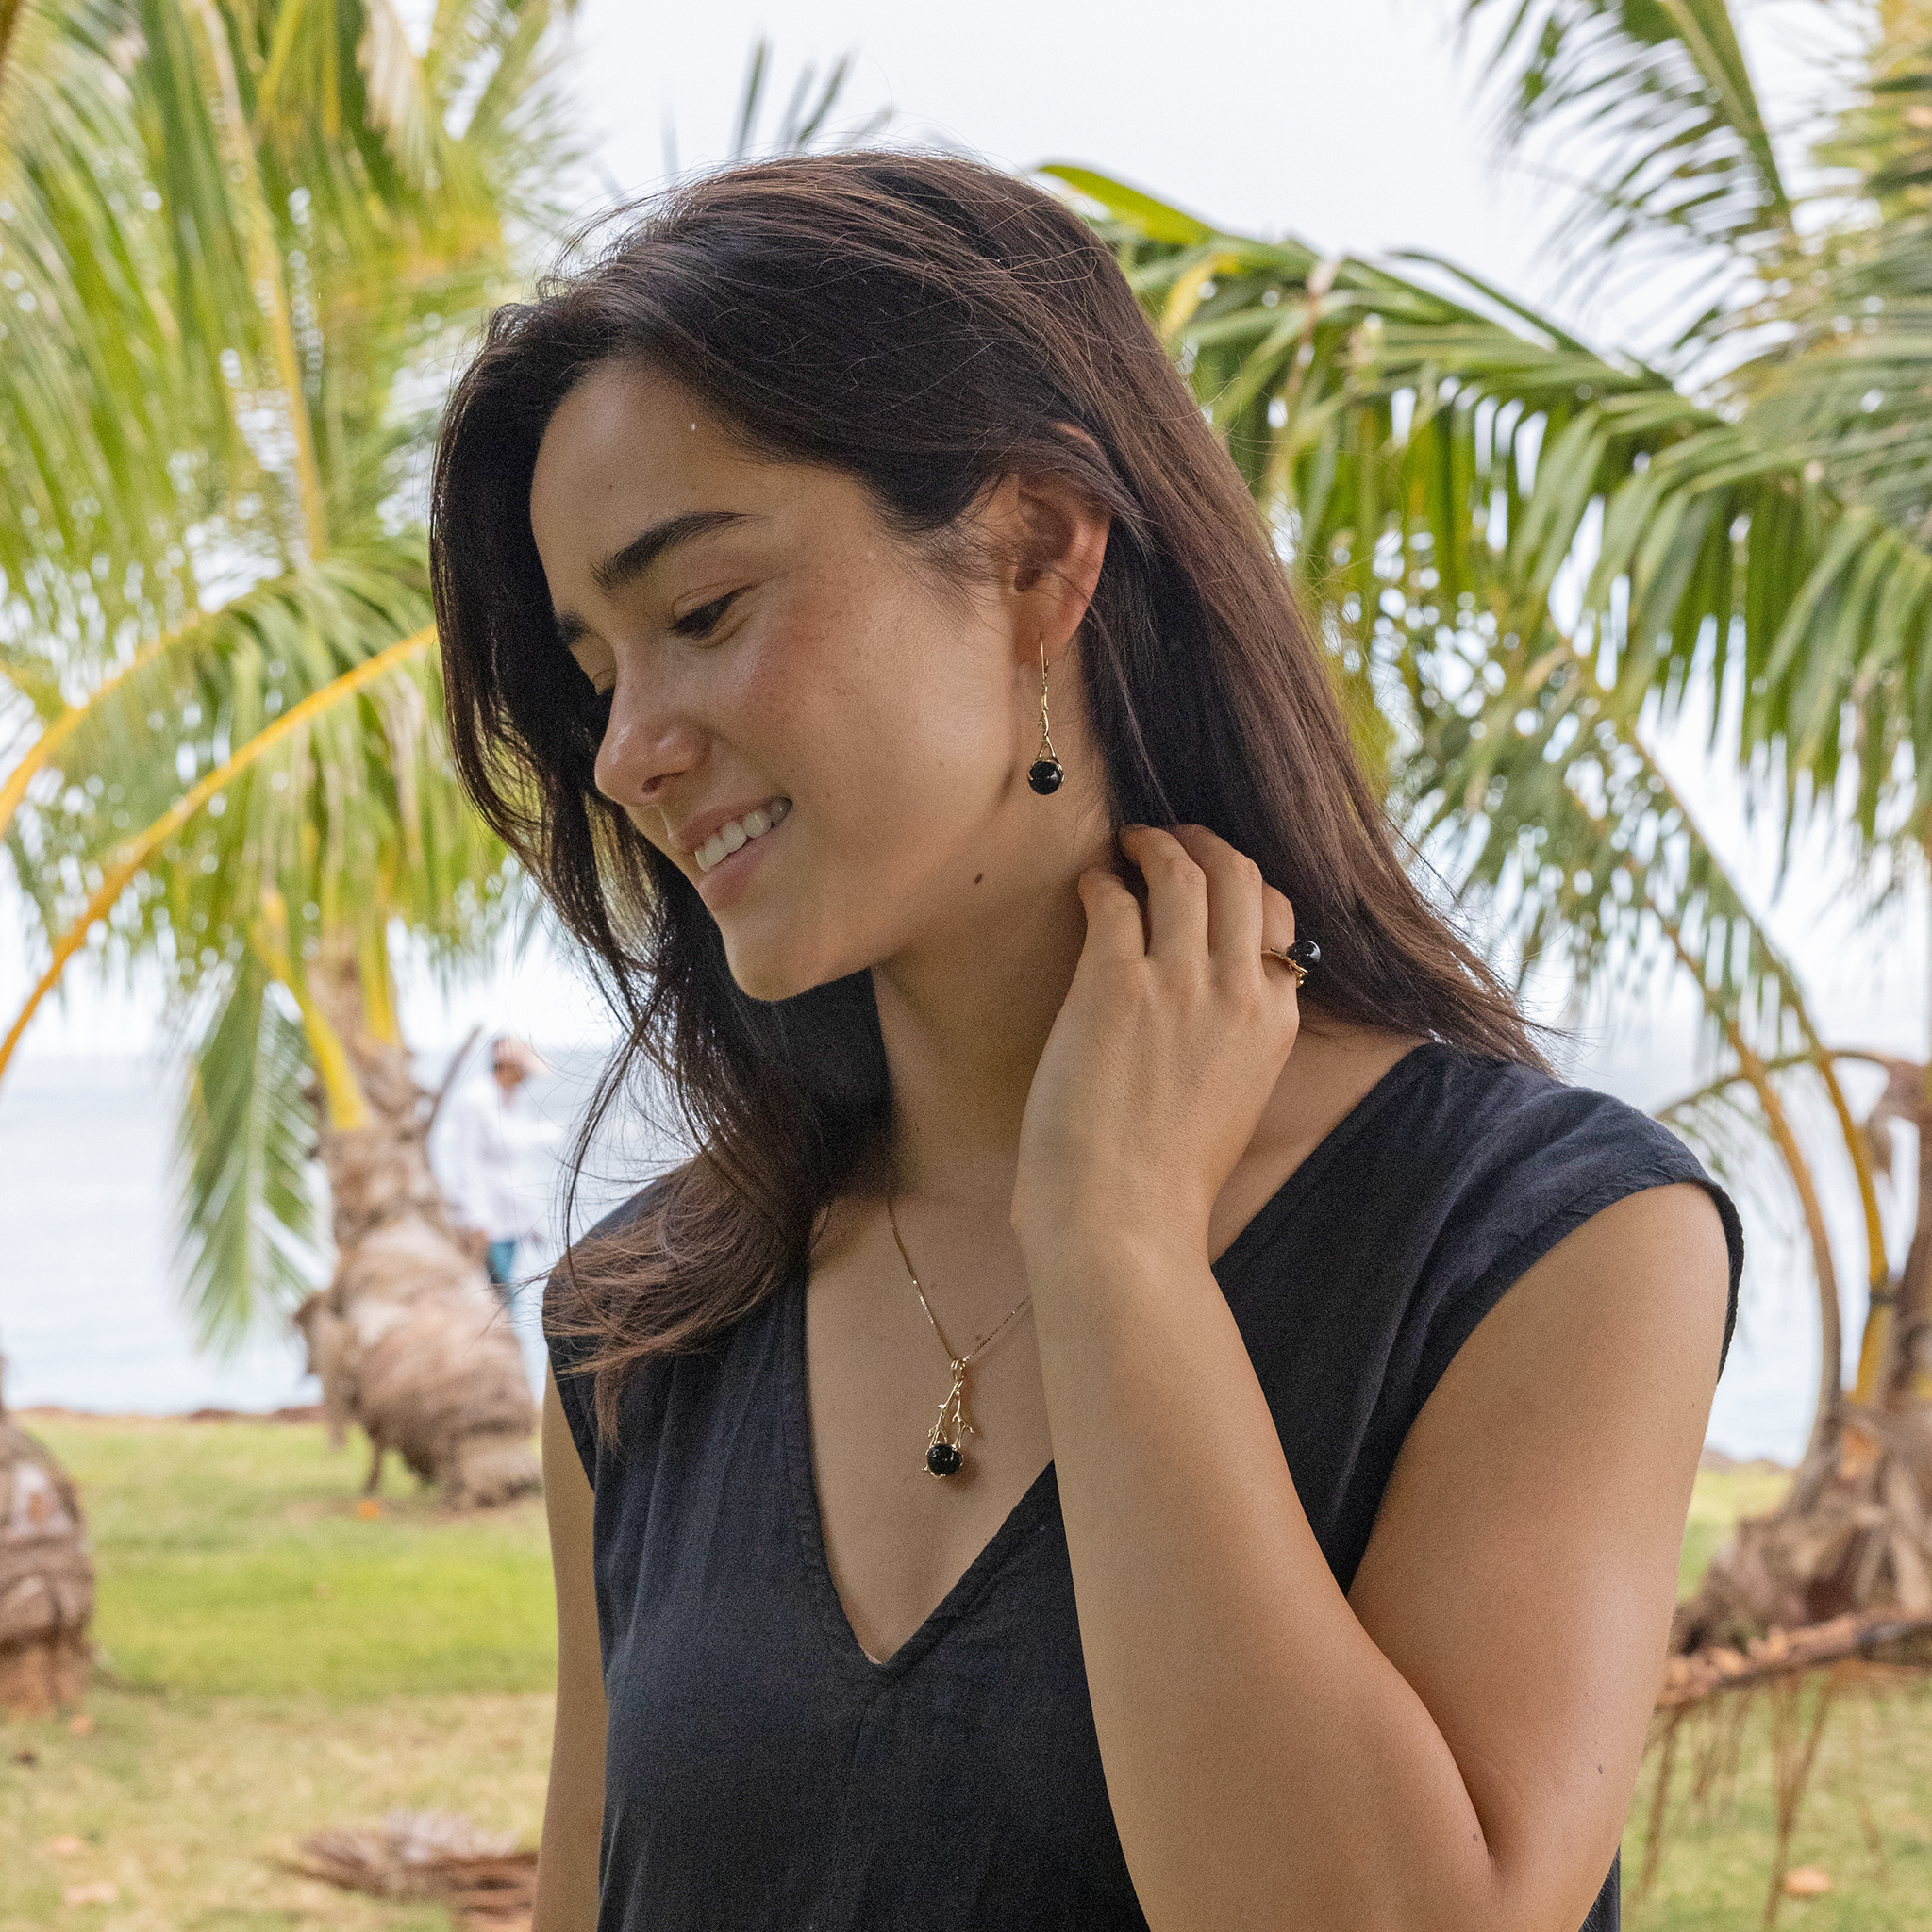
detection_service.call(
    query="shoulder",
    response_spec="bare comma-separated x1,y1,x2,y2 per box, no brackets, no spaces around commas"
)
542,1173,677,1334
541,1170,683,1443
1380,1044,1743,1372
1384,1043,1722,1208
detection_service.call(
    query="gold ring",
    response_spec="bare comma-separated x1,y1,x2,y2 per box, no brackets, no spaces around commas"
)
1262,938,1320,987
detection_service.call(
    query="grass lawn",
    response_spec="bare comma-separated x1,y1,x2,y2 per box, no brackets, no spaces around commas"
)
2,1418,554,1932
38,1418,555,1700
1,1420,1928,1929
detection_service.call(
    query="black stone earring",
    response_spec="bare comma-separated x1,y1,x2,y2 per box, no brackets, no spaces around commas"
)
1027,641,1064,795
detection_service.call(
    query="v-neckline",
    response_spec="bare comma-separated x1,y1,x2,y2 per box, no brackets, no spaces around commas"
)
781,1271,1061,1679
780,1041,1446,1679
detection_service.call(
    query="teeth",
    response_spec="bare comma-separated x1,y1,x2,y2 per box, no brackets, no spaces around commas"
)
695,798,791,874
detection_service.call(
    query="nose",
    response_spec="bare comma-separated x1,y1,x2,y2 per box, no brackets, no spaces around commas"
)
593,661,704,808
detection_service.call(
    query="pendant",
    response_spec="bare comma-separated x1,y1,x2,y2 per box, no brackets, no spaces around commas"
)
925,1357,974,1478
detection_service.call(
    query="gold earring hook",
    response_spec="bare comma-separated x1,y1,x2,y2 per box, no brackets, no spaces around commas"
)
1028,641,1064,795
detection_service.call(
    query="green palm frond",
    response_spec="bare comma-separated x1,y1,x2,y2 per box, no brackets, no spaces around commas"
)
7,549,435,920
1051,165,1925,862
0,0,577,1347
1047,164,1886,1054
1402,625,1828,1058
649,33,891,179
1460,0,1793,328
0,0,215,655
174,945,322,1356
9,615,513,1036
736,39,891,157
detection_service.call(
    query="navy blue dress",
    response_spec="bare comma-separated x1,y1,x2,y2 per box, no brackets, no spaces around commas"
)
549,1043,1742,1931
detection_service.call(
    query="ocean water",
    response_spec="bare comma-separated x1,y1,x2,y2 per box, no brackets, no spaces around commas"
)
0,1040,1836,1462
0,1047,663,1416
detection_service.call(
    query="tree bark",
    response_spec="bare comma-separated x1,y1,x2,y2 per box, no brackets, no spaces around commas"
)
1674,1055,1932,1650
0,1360,93,1716
291,948,541,1510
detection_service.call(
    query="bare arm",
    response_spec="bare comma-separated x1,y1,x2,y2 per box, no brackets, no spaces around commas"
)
1015,824,1730,1932
1032,1185,1725,1932
533,1365,607,1932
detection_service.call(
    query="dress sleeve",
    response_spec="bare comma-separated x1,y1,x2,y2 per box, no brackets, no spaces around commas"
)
1413,1076,1744,1410
544,1299,602,1488
541,1174,679,1488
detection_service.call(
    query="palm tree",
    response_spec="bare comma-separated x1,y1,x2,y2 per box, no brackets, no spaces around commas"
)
0,1355,92,1717
0,0,582,1506
1046,0,1932,1635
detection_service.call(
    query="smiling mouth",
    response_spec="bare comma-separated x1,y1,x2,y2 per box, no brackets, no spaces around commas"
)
694,796,791,874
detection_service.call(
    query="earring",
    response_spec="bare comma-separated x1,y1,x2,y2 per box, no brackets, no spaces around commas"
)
1027,641,1064,796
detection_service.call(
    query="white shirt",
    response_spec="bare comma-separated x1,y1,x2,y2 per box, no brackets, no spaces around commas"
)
442,1078,563,1242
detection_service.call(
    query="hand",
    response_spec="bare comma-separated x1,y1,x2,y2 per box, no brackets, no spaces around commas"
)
1012,824,1303,1267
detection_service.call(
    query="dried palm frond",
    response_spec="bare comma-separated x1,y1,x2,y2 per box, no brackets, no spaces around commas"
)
283,1811,537,1928
1641,1613,1932,1924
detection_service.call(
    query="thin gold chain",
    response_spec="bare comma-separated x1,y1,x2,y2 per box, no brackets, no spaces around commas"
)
885,1196,1033,1371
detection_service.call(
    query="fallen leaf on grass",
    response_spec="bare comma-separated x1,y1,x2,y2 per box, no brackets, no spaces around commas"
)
62,1882,118,1906
353,1499,383,1520
44,1836,86,1856
1784,1866,1832,1897
67,1713,93,1736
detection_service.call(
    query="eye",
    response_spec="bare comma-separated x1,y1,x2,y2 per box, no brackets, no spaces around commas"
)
670,591,739,641
569,661,612,736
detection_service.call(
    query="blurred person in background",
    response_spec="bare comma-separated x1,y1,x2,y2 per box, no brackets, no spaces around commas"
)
444,1035,563,1299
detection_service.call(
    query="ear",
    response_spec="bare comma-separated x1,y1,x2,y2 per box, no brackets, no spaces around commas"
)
987,468,1111,661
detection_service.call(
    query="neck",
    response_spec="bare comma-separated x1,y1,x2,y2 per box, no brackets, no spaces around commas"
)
872,873,1090,1211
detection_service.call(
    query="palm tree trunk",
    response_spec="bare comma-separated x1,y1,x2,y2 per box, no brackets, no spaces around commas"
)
0,1358,93,1717
0,0,25,100
1889,1102,1932,1407
291,941,541,1510
1674,1050,1932,1650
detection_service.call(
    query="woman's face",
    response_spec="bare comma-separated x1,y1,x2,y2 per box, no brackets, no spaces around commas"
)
528,358,1111,1001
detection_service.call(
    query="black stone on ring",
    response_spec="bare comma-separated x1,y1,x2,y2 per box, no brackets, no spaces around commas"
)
1263,937,1321,981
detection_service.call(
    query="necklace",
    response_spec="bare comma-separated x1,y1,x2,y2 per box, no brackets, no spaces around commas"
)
885,1196,1033,1480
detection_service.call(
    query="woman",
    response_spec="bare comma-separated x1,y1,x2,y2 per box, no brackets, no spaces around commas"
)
432,151,1739,1932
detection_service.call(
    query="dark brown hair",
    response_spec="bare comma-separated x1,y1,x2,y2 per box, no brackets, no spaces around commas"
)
430,150,1540,1437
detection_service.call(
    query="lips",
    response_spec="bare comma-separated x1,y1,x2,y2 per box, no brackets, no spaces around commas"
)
691,796,791,874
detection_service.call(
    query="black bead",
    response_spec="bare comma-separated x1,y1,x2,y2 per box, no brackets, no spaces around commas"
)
1027,758,1064,796
926,1442,963,1477
1286,937,1321,974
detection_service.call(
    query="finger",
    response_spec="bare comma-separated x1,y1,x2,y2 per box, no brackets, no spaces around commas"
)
1118,824,1207,965
1257,883,1305,991
1258,881,1298,957
1168,825,1267,966
1076,866,1150,961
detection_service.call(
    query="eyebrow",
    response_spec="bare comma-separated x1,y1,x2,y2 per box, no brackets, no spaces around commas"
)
554,509,757,647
